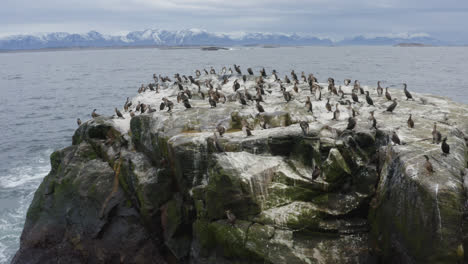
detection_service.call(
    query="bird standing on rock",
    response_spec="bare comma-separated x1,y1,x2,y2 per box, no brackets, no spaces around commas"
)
208,95,217,108
242,120,253,137
325,98,332,112
407,114,414,128
183,99,192,109
300,121,309,135
346,117,356,130
77,118,82,126
365,91,374,106
386,99,398,113
403,83,413,100
391,131,401,145
305,96,313,113
351,91,359,103
283,90,292,102
233,80,240,92
441,137,450,155
332,104,340,120
256,101,265,113
385,88,392,101
91,109,100,118
424,155,434,174
377,81,383,96
162,98,174,112
115,108,124,118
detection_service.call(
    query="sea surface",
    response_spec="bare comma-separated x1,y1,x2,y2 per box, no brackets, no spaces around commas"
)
1,46,468,262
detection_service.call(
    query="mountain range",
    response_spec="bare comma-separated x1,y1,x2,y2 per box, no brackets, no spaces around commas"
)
0,29,451,50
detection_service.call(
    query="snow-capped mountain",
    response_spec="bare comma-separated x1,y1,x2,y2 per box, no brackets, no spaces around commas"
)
338,35,444,46
0,29,447,50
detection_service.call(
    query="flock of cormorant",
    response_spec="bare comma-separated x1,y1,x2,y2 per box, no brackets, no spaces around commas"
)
79,65,451,178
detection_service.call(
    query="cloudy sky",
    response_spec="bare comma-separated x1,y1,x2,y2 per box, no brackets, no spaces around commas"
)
2,0,468,41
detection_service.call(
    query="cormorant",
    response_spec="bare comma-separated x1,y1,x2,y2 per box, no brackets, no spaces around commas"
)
115,108,124,118
183,99,191,109
305,96,313,112
209,95,217,108
432,123,442,144
326,98,332,112
377,81,383,96
332,103,340,120
391,131,401,145
407,114,414,128
351,91,359,103
77,118,82,126
424,155,434,174
91,109,100,118
386,99,398,113
403,83,413,100
283,90,292,102
346,117,356,130
233,80,240,92
300,121,309,135
256,102,265,113
365,91,374,106
385,88,392,101
242,120,253,137
441,137,450,155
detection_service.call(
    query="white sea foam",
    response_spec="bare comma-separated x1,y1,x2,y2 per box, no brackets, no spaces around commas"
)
0,164,50,189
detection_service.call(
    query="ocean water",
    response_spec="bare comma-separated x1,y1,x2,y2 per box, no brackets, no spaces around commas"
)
0,46,468,262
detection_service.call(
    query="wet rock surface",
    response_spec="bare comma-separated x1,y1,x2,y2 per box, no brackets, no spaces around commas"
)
12,70,468,263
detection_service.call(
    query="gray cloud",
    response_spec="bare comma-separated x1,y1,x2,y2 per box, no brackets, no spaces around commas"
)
1,0,467,42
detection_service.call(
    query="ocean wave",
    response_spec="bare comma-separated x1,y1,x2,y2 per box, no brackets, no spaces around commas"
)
0,165,49,189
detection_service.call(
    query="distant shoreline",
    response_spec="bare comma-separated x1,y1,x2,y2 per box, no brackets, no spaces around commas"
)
0,44,466,54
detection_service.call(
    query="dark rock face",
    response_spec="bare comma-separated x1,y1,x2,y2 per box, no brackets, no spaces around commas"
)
12,73,468,263
12,126,167,264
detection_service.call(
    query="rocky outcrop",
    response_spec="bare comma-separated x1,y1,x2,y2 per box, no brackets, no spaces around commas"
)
12,71,468,264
